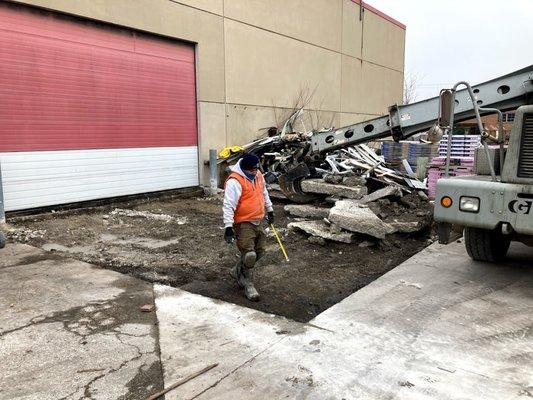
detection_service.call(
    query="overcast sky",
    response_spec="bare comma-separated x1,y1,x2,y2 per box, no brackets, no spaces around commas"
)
365,0,533,101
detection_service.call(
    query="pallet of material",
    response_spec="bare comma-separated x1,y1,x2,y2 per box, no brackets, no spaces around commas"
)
382,141,438,173
426,154,475,199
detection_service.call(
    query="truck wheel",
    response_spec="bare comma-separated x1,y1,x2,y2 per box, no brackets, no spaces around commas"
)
464,227,510,262
0,232,5,249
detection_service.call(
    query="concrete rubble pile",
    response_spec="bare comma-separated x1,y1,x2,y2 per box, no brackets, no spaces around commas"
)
279,151,433,245
286,187,432,244
220,111,433,245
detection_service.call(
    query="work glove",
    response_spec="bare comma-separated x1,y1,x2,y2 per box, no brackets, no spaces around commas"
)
224,227,235,244
266,211,275,224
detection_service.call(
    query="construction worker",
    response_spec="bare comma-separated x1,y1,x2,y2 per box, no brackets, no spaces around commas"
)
223,153,274,301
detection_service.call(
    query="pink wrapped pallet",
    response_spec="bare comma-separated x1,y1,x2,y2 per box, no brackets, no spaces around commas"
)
427,156,475,199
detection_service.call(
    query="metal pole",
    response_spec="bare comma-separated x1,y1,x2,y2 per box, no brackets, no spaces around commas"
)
448,82,497,182
0,161,5,223
496,110,505,176
444,90,456,178
209,149,218,195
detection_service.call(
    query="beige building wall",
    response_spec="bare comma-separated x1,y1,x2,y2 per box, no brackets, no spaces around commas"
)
8,0,405,183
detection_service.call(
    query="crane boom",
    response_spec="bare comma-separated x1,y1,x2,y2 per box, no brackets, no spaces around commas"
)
310,65,533,153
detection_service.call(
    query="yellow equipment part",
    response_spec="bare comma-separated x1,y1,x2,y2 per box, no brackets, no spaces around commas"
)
218,146,244,159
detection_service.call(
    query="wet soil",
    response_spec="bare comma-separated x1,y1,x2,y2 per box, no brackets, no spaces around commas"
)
7,194,433,322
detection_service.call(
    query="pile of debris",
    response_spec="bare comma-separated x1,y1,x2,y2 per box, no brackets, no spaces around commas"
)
219,109,433,245
285,186,432,245
221,132,425,193
6,227,47,243
107,208,187,224
219,109,426,193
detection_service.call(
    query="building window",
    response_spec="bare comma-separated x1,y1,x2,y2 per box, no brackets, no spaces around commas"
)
502,112,515,122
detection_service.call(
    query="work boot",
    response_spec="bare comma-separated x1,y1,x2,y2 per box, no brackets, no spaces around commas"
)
241,267,260,302
230,261,244,288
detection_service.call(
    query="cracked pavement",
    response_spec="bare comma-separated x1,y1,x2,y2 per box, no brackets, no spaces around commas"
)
1,242,532,399
0,244,163,400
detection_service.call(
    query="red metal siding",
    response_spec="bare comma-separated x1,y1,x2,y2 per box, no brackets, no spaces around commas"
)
0,3,198,152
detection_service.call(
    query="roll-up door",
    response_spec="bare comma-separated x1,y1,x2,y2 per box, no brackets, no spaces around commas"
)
0,3,198,211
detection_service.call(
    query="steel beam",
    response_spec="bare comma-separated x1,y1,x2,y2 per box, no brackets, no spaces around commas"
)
311,65,533,153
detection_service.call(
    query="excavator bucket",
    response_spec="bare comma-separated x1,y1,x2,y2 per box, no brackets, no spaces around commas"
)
278,163,318,203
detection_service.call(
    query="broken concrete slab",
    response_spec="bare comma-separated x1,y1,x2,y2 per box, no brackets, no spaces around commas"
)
357,186,402,205
329,200,394,239
323,174,344,184
301,179,367,199
342,176,366,187
284,204,330,219
288,220,353,243
389,220,423,234
389,217,432,234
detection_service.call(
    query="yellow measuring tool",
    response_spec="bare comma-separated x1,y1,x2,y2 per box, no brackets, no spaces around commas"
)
270,223,289,262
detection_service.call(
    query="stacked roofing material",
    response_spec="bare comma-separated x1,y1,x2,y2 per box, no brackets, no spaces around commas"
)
427,157,475,199
427,135,481,199
438,135,481,157
382,141,439,173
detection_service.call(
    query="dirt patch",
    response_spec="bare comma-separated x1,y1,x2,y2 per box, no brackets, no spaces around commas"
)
7,195,433,322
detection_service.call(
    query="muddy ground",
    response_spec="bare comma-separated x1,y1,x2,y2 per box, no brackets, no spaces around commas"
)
6,192,433,322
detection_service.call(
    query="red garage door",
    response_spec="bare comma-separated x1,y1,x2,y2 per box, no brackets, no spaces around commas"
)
0,3,198,211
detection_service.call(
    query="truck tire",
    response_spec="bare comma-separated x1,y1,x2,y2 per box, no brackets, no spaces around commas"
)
464,227,510,262
0,232,5,249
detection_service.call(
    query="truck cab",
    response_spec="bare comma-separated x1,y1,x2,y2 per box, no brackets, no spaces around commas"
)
435,105,533,261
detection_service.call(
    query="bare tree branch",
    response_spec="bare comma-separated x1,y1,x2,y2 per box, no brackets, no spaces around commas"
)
403,71,422,105
270,83,337,134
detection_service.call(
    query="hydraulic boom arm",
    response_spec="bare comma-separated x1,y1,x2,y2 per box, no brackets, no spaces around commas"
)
310,65,533,153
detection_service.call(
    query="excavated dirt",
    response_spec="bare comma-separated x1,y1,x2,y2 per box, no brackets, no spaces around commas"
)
7,193,434,322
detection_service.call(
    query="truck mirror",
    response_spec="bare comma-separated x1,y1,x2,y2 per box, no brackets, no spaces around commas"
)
439,89,455,128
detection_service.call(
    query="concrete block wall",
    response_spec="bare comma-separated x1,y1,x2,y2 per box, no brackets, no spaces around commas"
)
8,0,405,183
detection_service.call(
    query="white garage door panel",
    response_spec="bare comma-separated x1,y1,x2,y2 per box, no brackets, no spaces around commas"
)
1,147,199,211
3,148,197,180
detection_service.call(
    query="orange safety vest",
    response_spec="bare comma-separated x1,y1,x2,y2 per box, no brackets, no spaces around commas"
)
225,171,266,223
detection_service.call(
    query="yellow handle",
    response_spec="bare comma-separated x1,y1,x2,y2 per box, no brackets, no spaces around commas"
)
270,223,289,262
